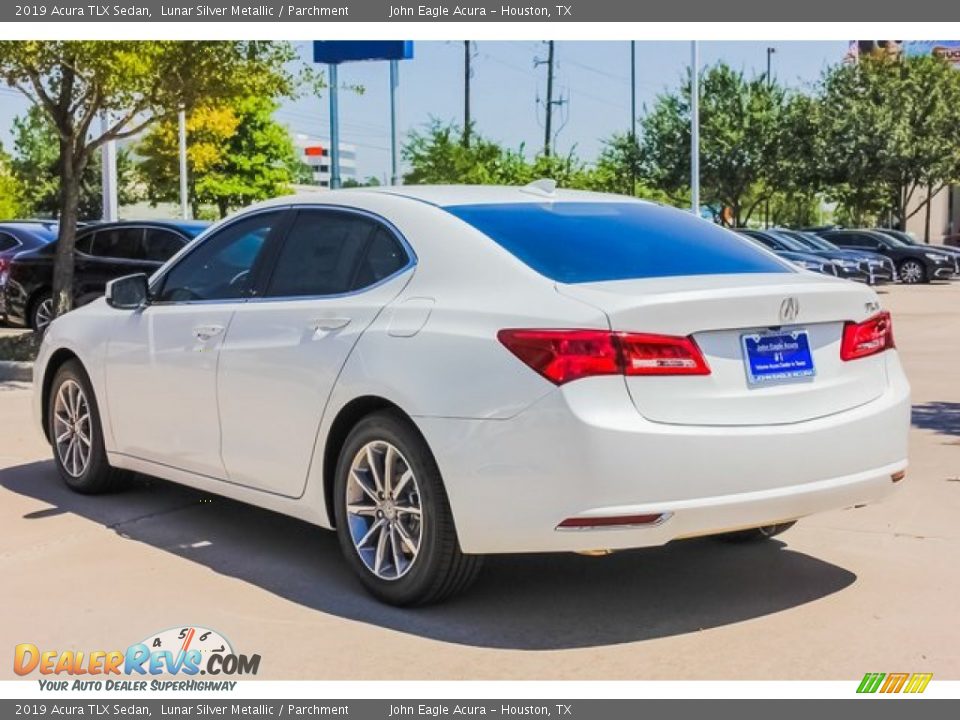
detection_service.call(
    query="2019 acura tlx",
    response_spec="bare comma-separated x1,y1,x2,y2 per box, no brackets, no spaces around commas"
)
33,184,911,605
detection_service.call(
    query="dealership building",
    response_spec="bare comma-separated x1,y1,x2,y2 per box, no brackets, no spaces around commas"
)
292,134,358,188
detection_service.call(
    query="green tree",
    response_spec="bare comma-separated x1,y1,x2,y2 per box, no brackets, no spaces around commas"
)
638,63,787,226
138,96,298,218
403,120,601,189
0,41,295,318
813,54,960,231
11,105,138,219
0,145,25,220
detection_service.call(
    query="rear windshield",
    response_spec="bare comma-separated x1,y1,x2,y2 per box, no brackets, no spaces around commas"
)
444,202,790,284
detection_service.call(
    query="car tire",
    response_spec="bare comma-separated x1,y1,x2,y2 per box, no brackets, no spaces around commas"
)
333,410,482,606
715,521,797,542
48,360,127,494
30,291,54,334
898,259,927,284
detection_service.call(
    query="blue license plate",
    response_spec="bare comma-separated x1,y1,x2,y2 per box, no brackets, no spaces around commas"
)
742,330,815,385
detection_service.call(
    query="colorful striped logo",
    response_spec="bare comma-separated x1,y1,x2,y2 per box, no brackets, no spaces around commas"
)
857,672,933,694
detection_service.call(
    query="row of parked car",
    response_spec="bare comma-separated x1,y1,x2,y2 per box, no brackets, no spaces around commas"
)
737,227,960,285
2,217,958,334
0,219,209,332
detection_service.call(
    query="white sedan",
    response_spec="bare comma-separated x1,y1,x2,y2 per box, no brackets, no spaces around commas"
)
33,184,910,605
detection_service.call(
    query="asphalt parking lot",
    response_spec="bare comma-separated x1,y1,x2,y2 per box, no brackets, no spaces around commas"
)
1,283,958,680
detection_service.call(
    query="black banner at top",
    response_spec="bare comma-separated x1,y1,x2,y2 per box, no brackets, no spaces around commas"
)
1,0,955,22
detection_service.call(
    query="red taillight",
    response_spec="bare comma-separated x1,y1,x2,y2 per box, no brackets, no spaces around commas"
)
497,329,711,385
840,311,895,361
618,333,711,376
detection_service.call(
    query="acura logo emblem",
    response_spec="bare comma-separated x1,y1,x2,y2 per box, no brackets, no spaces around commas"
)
780,297,800,323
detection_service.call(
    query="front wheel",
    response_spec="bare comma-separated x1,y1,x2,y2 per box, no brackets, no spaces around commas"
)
48,360,126,494
898,259,927,284
333,411,482,605
715,521,797,542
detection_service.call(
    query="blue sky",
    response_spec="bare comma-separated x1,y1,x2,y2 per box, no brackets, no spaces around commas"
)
0,41,848,182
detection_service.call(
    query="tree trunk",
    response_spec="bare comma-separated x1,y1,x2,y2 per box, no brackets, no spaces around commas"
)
52,137,84,320
218,199,229,218
924,186,933,244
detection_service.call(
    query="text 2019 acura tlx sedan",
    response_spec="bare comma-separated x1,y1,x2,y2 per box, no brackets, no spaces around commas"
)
33,185,911,605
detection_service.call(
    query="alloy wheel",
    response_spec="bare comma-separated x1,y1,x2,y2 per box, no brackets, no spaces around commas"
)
34,297,54,333
345,440,423,581
53,379,92,478
900,261,924,284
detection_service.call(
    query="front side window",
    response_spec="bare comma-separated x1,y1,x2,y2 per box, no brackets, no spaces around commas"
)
265,210,406,298
445,202,789,284
156,212,280,303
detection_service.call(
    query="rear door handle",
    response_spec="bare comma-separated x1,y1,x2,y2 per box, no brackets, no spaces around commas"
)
309,317,351,332
192,325,225,342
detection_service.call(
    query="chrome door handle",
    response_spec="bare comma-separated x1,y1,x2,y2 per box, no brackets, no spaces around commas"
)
192,325,224,342
309,317,351,332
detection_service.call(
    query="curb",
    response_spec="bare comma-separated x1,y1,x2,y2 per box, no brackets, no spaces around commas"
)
0,361,33,382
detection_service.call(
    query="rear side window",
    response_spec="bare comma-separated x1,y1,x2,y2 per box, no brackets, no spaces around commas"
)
444,202,789,283
144,228,186,262
92,228,147,260
266,210,406,298
0,233,19,252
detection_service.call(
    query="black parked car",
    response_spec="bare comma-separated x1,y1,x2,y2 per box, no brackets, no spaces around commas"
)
0,221,59,322
736,229,844,279
818,229,958,284
4,220,209,332
874,228,960,262
776,229,897,284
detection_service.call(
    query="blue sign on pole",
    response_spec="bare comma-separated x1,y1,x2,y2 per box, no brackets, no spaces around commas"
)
313,41,414,65
312,41,414,190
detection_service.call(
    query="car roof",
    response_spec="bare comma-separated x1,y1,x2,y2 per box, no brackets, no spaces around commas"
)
0,221,59,240
81,219,211,233
255,184,647,211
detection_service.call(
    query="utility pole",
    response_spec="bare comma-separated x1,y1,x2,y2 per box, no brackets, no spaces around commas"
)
543,40,555,156
463,41,471,147
690,41,700,217
178,107,189,220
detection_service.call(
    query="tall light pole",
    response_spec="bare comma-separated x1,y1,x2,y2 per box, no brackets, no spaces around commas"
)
765,46,776,227
690,41,700,216
100,113,118,222
463,41,472,147
389,59,400,186
630,41,636,140
178,107,189,219
328,63,341,189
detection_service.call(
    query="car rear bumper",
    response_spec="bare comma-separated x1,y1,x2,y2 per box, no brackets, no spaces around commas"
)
418,352,910,554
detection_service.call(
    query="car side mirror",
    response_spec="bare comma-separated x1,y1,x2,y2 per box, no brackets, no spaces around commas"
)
105,273,150,310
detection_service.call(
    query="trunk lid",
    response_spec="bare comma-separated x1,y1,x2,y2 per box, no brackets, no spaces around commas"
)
557,273,887,426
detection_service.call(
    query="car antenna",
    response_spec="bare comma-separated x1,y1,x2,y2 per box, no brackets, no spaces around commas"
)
521,178,557,197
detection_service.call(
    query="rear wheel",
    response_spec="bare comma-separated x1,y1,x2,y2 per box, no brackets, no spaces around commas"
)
333,410,482,605
31,292,53,334
48,360,126,494
898,259,926,284
715,521,797,542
